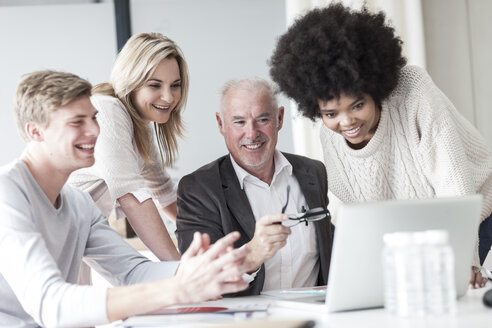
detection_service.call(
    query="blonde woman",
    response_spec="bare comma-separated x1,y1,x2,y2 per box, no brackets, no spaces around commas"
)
69,33,187,261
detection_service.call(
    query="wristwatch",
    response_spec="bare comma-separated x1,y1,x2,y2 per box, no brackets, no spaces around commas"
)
472,265,481,273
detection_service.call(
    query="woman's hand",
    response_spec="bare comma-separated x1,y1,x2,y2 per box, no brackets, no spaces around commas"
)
469,266,488,289
119,195,180,261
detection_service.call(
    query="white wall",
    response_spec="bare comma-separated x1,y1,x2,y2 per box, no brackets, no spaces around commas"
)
422,0,492,145
0,2,117,165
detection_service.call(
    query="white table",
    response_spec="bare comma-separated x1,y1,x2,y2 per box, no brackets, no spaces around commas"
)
106,284,492,328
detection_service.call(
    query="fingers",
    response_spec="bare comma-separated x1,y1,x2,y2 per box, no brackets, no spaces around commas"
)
271,240,287,250
217,245,234,258
469,271,487,289
198,246,250,285
207,295,223,301
264,224,291,236
259,240,287,255
193,248,250,299
258,213,288,226
248,216,291,265
253,229,289,253
202,233,211,248
260,233,289,244
211,245,250,272
202,231,241,261
469,270,476,288
181,232,202,260
254,221,291,243
477,273,488,289
197,233,211,256
218,280,249,295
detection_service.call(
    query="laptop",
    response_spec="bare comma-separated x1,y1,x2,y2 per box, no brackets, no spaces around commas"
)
273,195,482,312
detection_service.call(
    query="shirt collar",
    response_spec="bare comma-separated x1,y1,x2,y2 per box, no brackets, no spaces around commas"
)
230,149,293,189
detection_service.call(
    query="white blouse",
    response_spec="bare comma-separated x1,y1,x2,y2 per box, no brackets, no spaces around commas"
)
68,94,177,218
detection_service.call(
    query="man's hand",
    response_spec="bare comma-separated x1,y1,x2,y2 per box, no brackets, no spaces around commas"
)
106,232,249,321
173,231,250,303
245,213,291,272
469,267,488,289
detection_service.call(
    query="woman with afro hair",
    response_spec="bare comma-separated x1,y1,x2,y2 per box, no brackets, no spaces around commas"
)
270,3,492,288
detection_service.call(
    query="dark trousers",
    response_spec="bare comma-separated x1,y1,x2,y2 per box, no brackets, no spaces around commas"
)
479,212,492,265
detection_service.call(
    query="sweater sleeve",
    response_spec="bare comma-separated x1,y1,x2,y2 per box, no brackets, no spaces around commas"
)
90,95,150,201
0,176,108,327
140,141,177,208
402,66,490,267
404,66,492,219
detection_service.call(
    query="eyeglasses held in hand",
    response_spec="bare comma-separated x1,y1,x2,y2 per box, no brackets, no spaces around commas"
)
288,207,331,226
281,185,331,227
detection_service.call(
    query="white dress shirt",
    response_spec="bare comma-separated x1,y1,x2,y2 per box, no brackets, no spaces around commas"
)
230,150,319,291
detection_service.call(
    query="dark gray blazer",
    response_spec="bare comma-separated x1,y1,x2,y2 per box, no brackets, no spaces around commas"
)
175,152,333,296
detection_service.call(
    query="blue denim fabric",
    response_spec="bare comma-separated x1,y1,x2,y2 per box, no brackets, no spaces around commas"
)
479,212,492,265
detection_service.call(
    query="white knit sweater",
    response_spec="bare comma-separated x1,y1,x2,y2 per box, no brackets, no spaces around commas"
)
321,65,492,219
321,66,492,265
68,94,177,218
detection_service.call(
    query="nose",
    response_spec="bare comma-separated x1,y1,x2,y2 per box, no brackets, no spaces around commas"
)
87,119,100,138
340,112,356,127
160,87,174,104
245,121,259,139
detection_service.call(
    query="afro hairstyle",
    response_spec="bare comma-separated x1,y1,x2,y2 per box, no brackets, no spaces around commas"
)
269,3,407,120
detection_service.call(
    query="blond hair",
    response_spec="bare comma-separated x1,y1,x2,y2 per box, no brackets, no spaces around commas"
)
93,32,188,166
14,70,92,142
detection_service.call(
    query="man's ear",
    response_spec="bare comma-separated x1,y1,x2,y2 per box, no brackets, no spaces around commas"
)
277,106,285,130
25,122,44,142
216,112,225,136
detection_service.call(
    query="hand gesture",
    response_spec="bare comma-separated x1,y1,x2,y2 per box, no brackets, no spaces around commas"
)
173,231,249,303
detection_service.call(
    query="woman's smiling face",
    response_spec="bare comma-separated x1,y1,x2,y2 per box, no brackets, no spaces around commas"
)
318,93,380,149
131,57,182,124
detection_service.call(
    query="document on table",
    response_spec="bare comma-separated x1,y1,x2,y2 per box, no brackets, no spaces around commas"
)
124,317,314,328
123,303,269,327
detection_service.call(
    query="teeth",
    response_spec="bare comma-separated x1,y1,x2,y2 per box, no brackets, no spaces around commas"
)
345,126,360,134
153,104,170,110
78,144,95,150
245,144,261,150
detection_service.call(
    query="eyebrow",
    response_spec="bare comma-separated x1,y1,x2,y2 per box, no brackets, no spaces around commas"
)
147,78,182,83
256,112,271,118
231,112,272,120
67,110,98,120
320,96,364,110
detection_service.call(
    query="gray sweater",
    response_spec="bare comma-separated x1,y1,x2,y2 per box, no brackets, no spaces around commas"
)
0,160,178,327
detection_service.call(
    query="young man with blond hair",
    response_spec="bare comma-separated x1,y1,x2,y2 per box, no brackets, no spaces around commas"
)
0,70,249,327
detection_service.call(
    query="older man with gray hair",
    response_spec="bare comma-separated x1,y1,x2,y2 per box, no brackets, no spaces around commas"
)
176,77,334,296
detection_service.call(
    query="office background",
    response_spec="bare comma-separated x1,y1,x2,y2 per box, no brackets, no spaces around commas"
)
0,0,491,267
1,0,491,177
0,0,292,180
